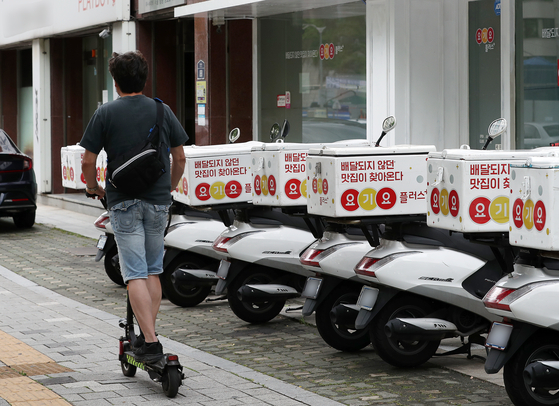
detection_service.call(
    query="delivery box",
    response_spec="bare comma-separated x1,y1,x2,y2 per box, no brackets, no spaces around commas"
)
426,148,552,233
172,141,265,207
251,140,368,207
509,153,559,250
61,145,107,189
306,144,436,218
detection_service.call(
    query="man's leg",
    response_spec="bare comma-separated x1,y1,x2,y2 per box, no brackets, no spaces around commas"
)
128,278,159,343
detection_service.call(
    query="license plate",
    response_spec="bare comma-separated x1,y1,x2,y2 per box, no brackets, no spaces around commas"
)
96,235,108,250
485,322,513,350
301,277,322,300
217,260,230,280
357,286,379,311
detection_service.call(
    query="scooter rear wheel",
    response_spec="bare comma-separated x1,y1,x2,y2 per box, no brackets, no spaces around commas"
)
162,366,182,398
227,267,285,324
369,294,440,368
503,331,559,406
315,284,370,352
161,253,214,307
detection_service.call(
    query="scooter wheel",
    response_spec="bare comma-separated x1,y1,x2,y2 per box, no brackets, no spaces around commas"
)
315,283,370,352
162,366,182,398
161,253,214,307
105,245,125,286
227,267,285,324
503,330,559,405
369,294,440,368
121,358,137,377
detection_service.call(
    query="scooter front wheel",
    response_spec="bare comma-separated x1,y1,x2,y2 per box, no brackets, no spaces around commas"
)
315,284,370,352
162,366,182,398
369,294,440,368
227,267,285,324
120,358,137,377
503,330,559,406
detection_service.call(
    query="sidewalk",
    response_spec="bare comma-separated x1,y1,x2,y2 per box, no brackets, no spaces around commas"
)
0,261,343,406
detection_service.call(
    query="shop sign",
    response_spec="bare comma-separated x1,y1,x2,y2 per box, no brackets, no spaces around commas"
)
286,43,344,60
475,27,495,53
494,0,501,16
0,0,129,46
139,0,186,14
277,95,286,108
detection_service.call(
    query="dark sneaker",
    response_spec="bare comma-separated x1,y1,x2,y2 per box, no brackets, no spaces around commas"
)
134,341,164,364
132,332,145,350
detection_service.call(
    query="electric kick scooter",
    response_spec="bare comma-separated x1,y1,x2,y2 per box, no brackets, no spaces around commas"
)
118,289,184,398
86,192,185,396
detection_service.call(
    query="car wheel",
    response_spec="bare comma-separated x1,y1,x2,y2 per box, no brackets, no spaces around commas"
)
13,210,35,228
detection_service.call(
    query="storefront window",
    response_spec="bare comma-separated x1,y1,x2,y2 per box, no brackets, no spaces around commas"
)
257,2,366,143
516,0,559,148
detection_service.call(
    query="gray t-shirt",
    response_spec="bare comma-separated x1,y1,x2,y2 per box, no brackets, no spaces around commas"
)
80,95,188,209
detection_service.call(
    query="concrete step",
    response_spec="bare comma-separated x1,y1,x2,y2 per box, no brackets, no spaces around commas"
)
37,193,105,218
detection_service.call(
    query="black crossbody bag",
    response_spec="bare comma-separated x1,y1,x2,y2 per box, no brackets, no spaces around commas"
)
107,98,166,196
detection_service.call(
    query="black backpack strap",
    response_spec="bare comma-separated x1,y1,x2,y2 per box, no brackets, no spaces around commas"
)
148,98,164,145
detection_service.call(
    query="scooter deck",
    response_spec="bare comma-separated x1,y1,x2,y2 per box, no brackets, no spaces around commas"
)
122,350,177,372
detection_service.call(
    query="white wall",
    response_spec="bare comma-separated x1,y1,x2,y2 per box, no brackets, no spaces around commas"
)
367,0,469,149
32,39,52,194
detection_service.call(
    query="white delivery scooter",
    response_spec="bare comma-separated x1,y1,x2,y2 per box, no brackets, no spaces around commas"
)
298,117,398,352
160,203,232,307
161,128,241,307
211,121,323,323
352,119,516,368
482,152,559,406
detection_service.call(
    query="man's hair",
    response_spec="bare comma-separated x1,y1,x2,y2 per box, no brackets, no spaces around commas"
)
108,51,148,94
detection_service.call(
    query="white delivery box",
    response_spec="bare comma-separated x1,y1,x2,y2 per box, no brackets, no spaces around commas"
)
60,145,107,189
172,141,265,206
509,153,559,250
250,141,367,207
306,144,436,217
426,148,553,233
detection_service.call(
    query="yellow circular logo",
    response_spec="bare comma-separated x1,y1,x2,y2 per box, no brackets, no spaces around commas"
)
440,189,450,216
489,196,509,224
358,188,377,211
523,199,534,230
210,181,226,200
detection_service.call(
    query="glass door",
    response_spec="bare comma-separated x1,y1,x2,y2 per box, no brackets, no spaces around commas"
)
469,0,502,149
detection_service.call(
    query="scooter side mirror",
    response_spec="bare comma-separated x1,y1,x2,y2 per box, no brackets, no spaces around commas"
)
375,115,397,147
382,116,397,133
270,123,281,142
280,119,290,140
228,128,241,144
487,118,507,140
482,118,507,150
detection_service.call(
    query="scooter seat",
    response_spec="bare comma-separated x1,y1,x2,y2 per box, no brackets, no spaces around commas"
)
247,207,310,231
394,222,497,262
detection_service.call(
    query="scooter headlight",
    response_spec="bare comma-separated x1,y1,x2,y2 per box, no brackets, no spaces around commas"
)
300,242,360,267
483,281,559,312
354,252,421,278
212,231,264,253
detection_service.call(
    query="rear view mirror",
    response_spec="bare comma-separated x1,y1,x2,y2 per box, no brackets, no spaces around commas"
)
280,119,290,140
228,128,240,144
382,116,397,133
270,123,281,141
488,118,507,140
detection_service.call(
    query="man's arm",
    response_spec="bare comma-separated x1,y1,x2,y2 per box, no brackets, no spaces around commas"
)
82,150,105,198
170,145,186,192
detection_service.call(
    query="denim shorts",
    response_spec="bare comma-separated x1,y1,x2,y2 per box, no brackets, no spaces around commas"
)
109,200,169,283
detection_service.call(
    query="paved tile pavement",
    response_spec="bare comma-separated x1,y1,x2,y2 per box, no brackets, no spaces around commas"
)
0,203,514,405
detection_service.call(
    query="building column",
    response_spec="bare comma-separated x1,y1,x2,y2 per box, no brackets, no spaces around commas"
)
32,39,52,194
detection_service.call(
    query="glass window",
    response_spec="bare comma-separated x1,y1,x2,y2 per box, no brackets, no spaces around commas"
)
516,0,559,149
257,2,366,143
